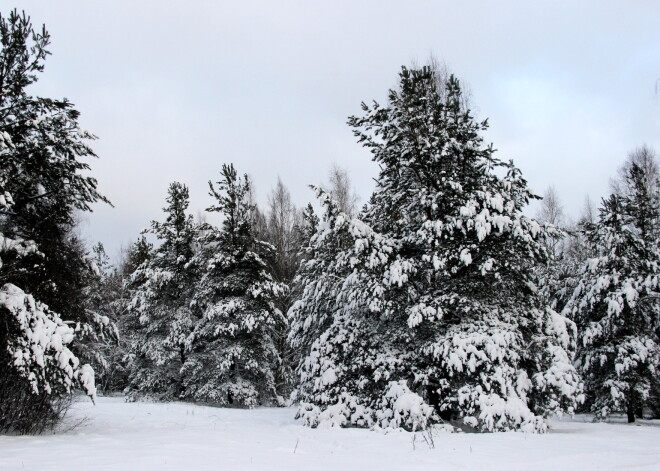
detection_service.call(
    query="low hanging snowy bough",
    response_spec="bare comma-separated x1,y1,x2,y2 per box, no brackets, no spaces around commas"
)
0,283,96,434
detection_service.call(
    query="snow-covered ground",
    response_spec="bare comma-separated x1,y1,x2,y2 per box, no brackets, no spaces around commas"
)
0,397,658,471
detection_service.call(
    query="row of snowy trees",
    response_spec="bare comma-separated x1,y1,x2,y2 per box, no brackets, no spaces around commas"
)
113,163,355,405
538,145,660,423
1,7,657,435
125,169,288,405
116,65,658,432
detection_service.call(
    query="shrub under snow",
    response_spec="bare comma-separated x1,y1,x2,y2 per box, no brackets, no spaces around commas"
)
1,283,96,399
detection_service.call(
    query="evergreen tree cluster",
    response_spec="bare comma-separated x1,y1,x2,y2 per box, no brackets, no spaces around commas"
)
554,147,660,422
1,6,657,437
125,167,288,406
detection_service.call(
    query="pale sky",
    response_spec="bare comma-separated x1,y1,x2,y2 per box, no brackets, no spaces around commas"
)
13,0,660,258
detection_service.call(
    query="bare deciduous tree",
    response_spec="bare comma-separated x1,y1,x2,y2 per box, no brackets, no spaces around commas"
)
580,196,596,226
537,186,564,226
611,144,659,198
536,186,565,259
266,177,299,283
325,163,359,217
409,55,472,111
245,174,268,239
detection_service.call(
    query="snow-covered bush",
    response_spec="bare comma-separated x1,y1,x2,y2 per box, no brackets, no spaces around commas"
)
1,284,96,399
0,234,96,433
375,381,434,431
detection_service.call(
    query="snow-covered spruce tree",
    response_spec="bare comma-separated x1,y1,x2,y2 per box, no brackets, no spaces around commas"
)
291,66,582,432
295,203,320,250
182,164,287,406
622,158,659,247
0,9,102,433
548,199,599,316
126,183,198,400
611,145,659,246
288,191,355,387
80,243,122,393
563,185,659,422
108,236,153,393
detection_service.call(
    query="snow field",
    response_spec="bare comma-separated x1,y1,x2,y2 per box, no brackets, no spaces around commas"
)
0,397,658,471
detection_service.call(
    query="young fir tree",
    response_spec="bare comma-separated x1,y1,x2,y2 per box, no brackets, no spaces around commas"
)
182,164,287,406
295,203,320,249
288,191,355,383
107,237,153,393
563,172,660,422
290,66,582,432
77,242,121,393
623,161,659,246
122,236,154,278
126,182,198,400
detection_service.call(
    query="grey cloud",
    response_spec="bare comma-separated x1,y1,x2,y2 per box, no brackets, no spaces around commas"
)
12,0,659,256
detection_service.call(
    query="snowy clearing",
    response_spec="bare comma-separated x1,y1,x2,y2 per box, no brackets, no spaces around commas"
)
0,396,658,471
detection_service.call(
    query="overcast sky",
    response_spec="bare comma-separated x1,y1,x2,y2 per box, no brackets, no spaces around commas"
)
13,0,660,259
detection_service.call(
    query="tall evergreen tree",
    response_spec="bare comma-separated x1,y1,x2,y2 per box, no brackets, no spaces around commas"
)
0,9,102,432
126,182,198,400
290,66,582,432
107,237,153,393
182,165,287,406
623,161,659,246
564,165,660,422
0,10,110,323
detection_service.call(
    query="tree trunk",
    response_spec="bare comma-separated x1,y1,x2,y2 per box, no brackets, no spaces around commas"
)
178,346,186,397
627,403,635,423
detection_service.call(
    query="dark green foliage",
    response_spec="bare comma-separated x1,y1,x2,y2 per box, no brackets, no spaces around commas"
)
0,9,106,433
183,164,287,406
125,182,198,400
564,163,660,422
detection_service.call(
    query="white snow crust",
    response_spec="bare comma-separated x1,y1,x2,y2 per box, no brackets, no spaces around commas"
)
0,397,658,471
